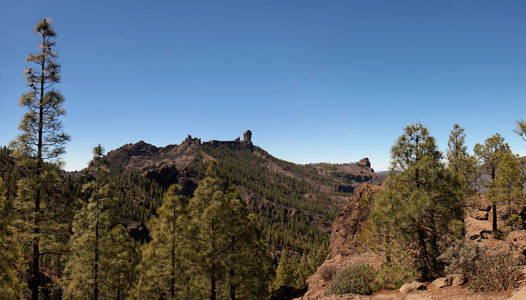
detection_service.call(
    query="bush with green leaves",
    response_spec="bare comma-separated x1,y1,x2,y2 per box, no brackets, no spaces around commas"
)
327,265,377,295
439,239,521,291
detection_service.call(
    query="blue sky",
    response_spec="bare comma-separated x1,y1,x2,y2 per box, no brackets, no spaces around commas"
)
1,0,525,171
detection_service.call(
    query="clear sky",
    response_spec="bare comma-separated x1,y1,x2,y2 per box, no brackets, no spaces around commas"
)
1,0,525,172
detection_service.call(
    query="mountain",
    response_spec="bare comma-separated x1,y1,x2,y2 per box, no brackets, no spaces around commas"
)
101,130,385,253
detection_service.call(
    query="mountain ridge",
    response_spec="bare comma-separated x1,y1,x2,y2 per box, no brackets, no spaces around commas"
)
96,130,386,253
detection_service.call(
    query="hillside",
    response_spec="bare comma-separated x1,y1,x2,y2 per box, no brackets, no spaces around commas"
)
101,130,385,253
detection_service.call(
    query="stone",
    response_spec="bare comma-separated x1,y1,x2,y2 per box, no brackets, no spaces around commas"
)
471,210,488,220
430,277,451,289
449,274,465,286
506,230,526,253
465,216,492,240
399,281,426,293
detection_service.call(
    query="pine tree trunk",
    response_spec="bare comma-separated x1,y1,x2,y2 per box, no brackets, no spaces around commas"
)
32,32,47,300
491,167,497,232
492,203,498,232
210,272,216,300
418,228,429,280
230,235,236,300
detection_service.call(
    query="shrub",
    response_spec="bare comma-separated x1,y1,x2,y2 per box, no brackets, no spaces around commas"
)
327,265,377,295
439,239,521,291
319,264,337,282
469,249,521,291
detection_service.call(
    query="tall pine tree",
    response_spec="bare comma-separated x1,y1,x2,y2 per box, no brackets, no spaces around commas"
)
186,161,272,300
11,18,69,299
474,133,511,231
131,185,190,299
378,123,463,279
62,146,136,299
486,152,524,225
447,124,478,195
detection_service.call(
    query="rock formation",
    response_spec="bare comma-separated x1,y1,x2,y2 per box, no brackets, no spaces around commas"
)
300,184,384,299
243,129,252,144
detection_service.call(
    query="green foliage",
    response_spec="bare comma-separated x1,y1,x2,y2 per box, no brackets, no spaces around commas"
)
447,124,478,195
439,239,521,291
486,152,524,221
371,123,464,280
327,265,378,295
293,242,329,288
0,177,26,298
10,17,70,298
200,143,332,255
131,185,191,299
515,120,526,141
272,249,297,290
182,161,273,299
62,148,137,299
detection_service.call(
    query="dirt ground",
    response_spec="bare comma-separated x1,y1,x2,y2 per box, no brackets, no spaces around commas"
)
298,285,526,300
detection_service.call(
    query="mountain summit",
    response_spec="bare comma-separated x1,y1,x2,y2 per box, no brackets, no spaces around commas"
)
102,130,385,252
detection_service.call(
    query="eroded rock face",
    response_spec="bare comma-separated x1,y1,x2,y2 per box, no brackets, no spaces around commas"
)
301,184,383,299
329,184,382,258
145,165,179,188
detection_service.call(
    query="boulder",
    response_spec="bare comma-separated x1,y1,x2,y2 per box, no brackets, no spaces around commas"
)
429,274,465,289
449,274,465,287
471,210,488,220
506,230,526,254
465,216,492,240
399,281,426,293
430,277,450,289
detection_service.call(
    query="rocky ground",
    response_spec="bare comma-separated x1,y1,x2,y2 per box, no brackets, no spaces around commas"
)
296,187,526,300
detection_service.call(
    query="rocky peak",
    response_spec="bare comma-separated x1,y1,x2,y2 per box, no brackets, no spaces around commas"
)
181,134,201,147
243,130,252,144
357,157,371,168
121,140,158,157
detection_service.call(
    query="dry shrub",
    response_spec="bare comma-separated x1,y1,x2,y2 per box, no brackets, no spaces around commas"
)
327,264,377,295
319,264,337,282
439,239,521,291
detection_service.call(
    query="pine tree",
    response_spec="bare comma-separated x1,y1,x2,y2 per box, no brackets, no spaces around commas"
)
486,152,524,226
186,161,228,300
447,124,478,195
185,161,273,300
379,123,463,279
223,186,272,300
272,248,297,290
515,120,526,141
131,185,190,299
474,133,511,231
11,18,69,299
0,177,26,298
62,146,136,299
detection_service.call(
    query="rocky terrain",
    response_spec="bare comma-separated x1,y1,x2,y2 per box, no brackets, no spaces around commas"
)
296,185,526,300
96,130,385,251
